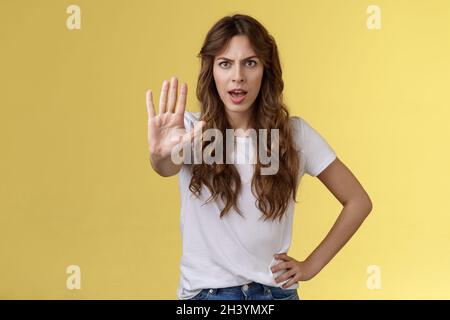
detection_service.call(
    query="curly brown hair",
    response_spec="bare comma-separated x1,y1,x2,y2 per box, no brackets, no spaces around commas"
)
189,14,301,222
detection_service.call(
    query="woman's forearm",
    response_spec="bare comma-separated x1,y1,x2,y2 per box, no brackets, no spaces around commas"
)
305,198,373,275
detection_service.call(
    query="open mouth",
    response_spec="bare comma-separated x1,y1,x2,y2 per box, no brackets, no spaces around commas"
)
228,90,248,104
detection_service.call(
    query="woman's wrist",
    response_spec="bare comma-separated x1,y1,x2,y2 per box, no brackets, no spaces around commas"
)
304,256,325,278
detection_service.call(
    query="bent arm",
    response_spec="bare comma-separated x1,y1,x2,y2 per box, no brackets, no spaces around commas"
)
305,157,373,274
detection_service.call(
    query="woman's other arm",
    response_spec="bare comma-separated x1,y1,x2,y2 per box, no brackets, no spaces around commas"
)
272,157,373,287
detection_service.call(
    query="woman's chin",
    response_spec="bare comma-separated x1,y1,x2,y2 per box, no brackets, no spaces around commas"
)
224,102,253,114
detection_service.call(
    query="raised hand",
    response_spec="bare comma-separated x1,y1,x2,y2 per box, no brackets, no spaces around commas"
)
146,77,204,174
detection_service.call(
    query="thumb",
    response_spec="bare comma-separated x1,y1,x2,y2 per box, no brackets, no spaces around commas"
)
177,120,205,148
187,120,205,143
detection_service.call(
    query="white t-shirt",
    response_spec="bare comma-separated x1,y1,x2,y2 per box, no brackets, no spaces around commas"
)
177,112,337,300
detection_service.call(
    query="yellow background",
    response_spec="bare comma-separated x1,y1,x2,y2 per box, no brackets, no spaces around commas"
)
1,0,449,299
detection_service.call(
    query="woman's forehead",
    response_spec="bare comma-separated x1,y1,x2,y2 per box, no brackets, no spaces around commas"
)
215,35,256,58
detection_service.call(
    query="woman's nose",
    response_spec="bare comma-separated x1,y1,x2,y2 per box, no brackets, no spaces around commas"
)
232,65,245,82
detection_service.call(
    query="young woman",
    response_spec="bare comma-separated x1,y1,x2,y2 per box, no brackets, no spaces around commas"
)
145,14,373,300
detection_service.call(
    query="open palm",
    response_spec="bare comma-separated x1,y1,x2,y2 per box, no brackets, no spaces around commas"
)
146,77,204,160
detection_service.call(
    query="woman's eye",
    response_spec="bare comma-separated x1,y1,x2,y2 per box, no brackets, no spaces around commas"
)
218,60,257,68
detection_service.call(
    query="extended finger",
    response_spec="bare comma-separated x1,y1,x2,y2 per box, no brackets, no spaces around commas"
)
271,261,292,273
176,120,204,147
158,80,169,115
176,83,188,115
146,90,155,118
188,121,205,143
167,77,178,113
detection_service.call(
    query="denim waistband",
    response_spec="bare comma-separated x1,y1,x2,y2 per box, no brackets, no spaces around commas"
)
206,281,276,295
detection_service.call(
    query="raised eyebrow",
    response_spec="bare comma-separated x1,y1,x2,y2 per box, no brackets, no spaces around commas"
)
216,55,259,62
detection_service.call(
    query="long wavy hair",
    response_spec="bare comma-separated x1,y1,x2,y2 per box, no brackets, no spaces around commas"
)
190,14,301,222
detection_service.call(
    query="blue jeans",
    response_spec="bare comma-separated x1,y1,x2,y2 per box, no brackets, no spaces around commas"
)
187,282,300,300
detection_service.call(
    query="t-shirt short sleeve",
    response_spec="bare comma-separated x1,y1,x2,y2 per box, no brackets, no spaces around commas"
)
291,116,337,177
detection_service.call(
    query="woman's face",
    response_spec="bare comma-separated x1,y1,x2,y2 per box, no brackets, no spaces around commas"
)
213,35,264,118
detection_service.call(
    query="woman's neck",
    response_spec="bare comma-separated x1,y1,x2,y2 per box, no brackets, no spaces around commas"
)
225,108,255,136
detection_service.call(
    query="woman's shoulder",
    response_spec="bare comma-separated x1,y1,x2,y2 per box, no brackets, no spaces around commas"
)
183,111,201,131
289,115,302,125
290,115,323,138
289,115,337,176
289,115,324,149
289,115,304,140
185,111,201,121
